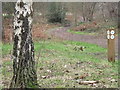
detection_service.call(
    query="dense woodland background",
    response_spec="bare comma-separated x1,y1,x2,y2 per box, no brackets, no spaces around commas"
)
2,2,118,42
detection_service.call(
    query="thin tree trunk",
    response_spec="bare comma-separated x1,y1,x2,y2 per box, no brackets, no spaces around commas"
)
10,0,38,88
82,2,86,22
87,3,96,22
74,10,77,26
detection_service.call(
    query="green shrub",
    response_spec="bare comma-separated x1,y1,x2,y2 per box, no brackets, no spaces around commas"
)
47,3,66,24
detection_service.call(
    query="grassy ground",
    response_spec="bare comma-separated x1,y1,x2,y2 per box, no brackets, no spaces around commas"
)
67,29,96,35
0,42,3,89
2,39,118,88
67,20,118,36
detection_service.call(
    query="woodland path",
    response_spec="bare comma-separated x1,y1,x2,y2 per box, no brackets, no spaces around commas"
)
48,27,118,52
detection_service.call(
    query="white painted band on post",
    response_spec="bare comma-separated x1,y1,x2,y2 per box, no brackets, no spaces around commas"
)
107,35,110,39
107,30,110,35
111,35,115,39
111,30,115,34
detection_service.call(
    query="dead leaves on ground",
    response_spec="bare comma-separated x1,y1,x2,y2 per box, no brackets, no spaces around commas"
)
74,73,89,80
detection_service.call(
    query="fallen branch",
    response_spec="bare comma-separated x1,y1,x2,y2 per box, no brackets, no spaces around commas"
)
79,81,99,85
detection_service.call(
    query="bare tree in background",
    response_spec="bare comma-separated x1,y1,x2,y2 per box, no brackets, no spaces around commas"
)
10,0,38,88
82,2,97,22
107,2,118,21
72,3,81,26
33,2,48,24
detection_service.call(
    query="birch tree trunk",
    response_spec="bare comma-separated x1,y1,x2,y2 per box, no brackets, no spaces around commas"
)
10,0,38,88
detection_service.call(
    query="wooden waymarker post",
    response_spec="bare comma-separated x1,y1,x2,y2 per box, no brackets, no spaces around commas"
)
107,27,115,62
